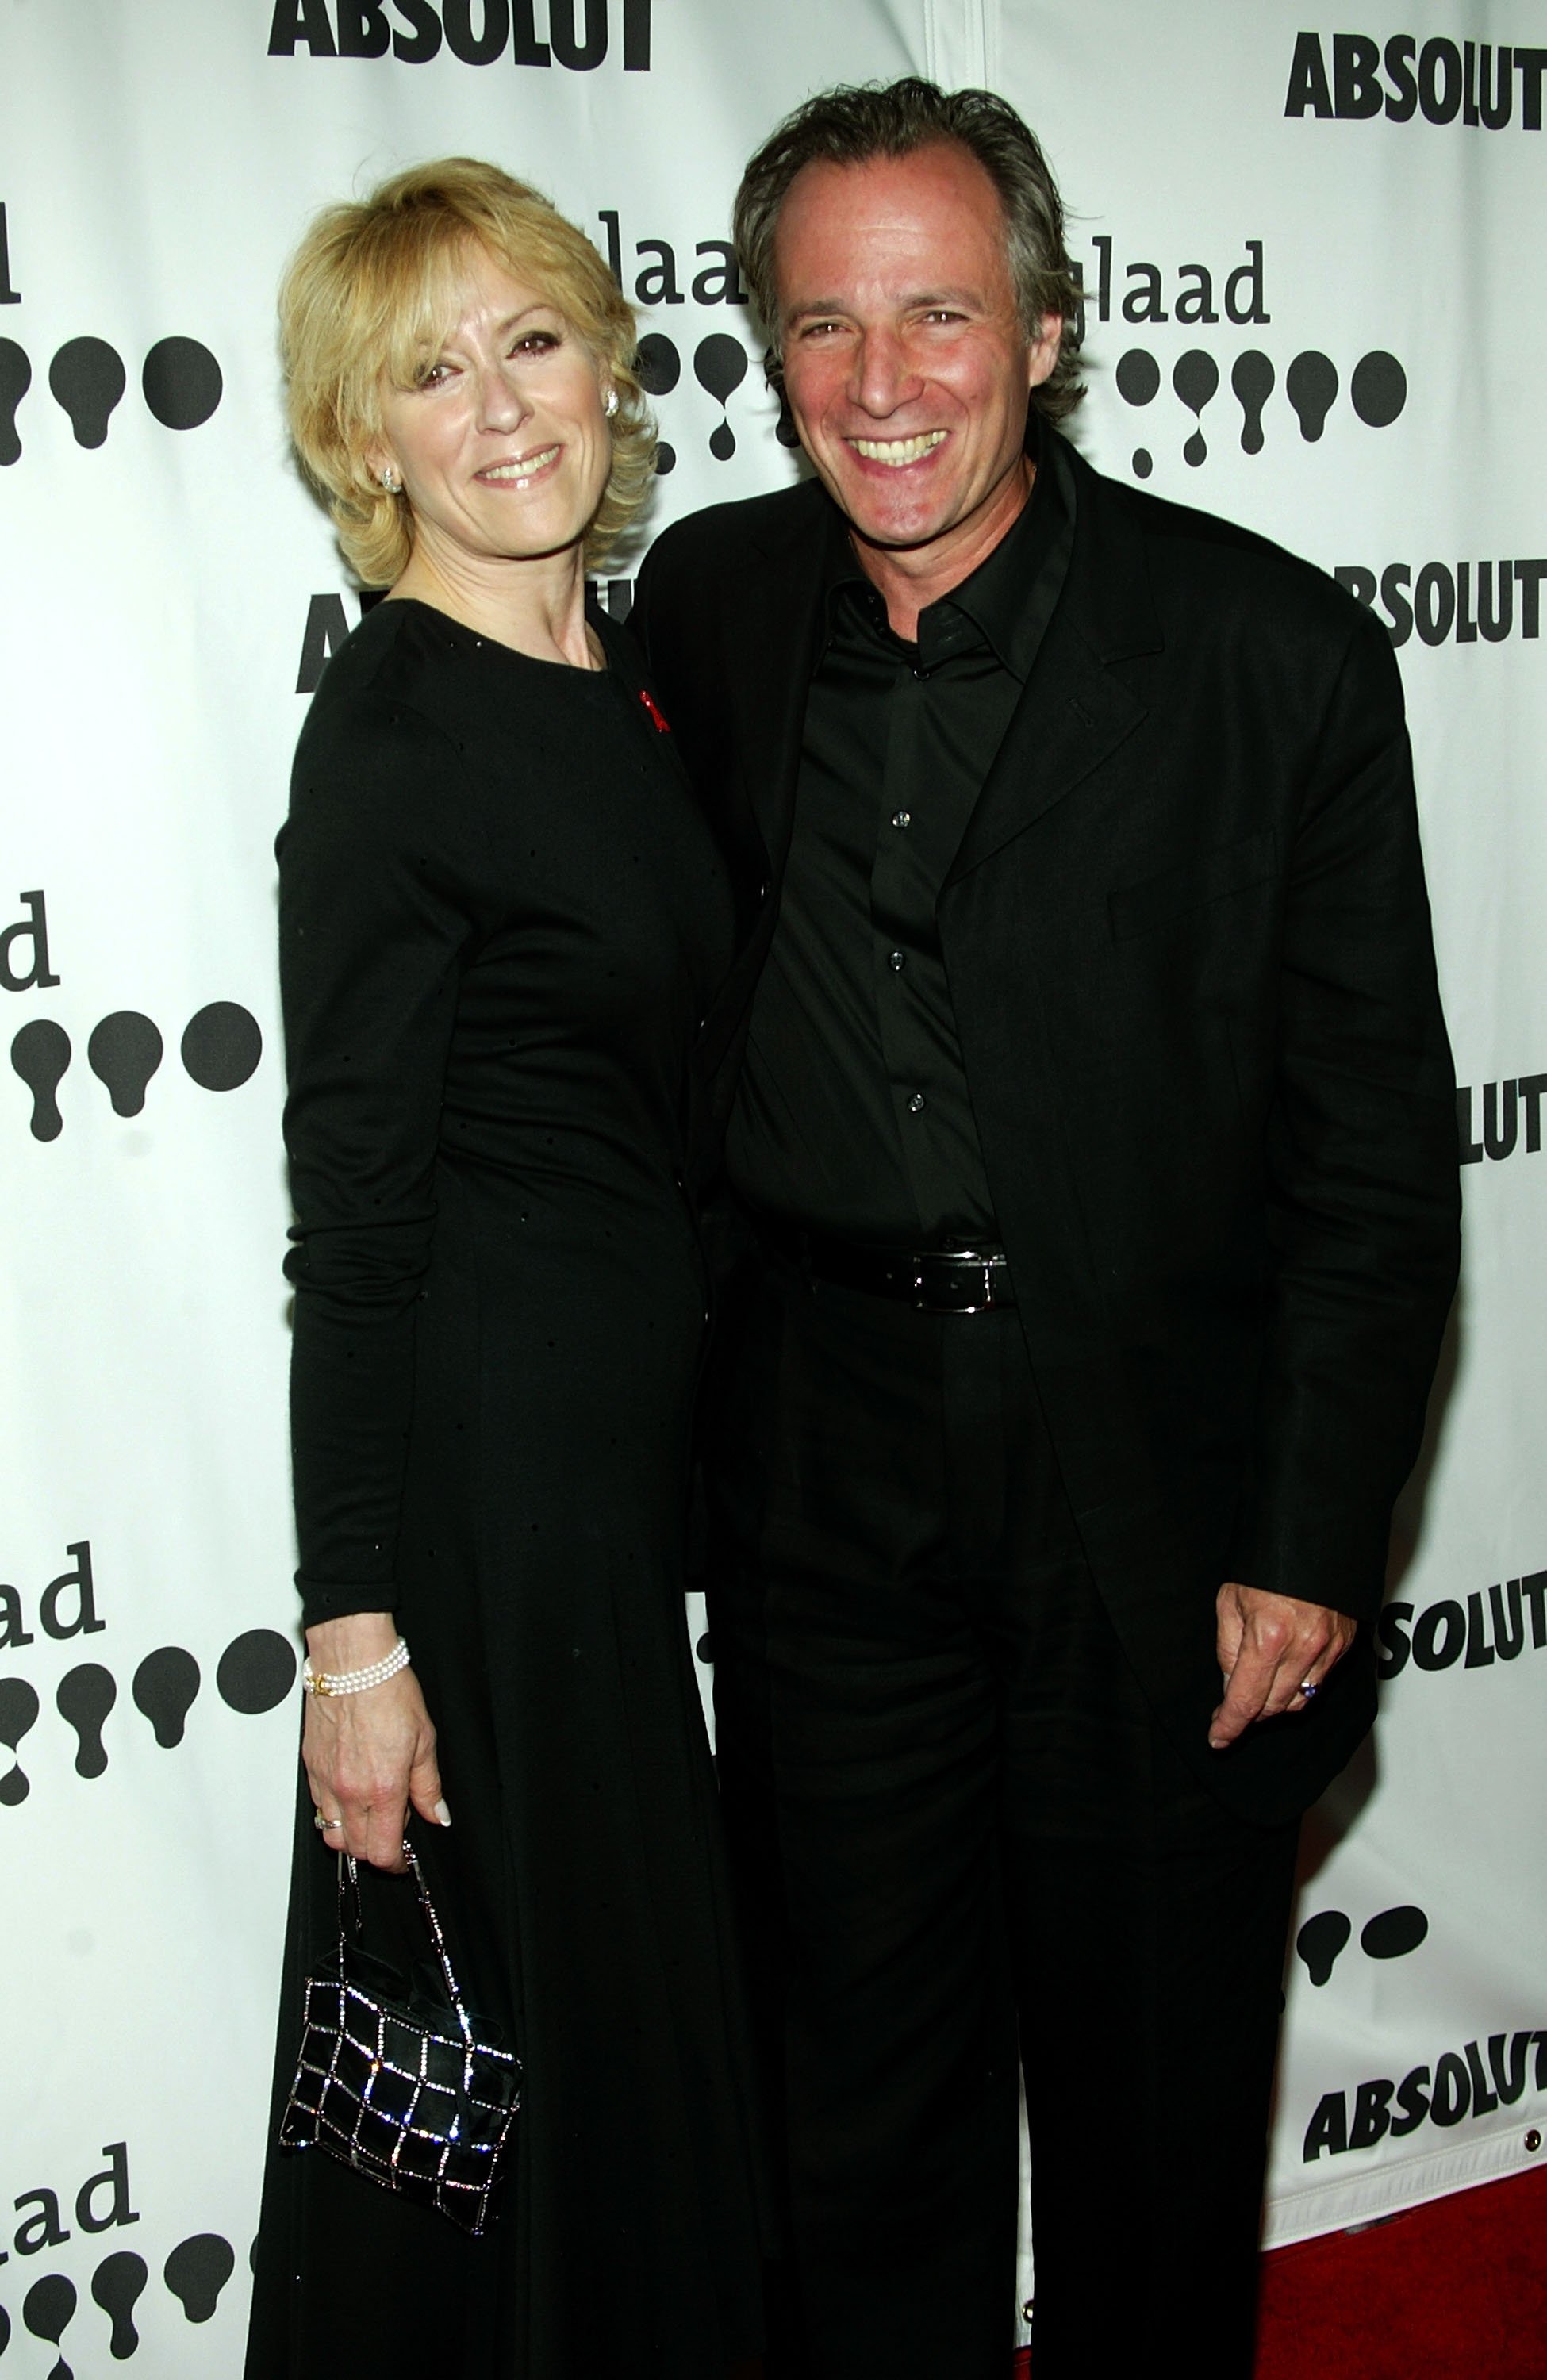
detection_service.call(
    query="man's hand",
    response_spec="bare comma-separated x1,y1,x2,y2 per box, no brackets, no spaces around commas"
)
1209,1583,1357,1750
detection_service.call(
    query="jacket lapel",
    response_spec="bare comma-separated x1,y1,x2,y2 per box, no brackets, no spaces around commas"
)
946,437,1162,886
693,483,829,1096
730,482,831,885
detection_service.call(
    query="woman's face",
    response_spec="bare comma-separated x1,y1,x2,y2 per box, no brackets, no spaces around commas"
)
371,244,612,574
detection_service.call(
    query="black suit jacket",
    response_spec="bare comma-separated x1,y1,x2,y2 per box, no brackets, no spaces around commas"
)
632,432,1461,1825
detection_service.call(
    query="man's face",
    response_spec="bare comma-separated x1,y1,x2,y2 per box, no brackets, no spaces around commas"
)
774,142,1061,573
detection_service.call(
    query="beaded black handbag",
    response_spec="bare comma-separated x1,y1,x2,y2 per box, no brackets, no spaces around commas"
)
278,1841,521,2236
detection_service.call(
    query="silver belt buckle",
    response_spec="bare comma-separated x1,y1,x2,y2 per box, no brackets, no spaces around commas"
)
910,1250,1003,1315
958,1256,997,1314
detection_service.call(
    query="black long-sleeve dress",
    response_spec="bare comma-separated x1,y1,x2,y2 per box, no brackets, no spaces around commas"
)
245,597,768,2379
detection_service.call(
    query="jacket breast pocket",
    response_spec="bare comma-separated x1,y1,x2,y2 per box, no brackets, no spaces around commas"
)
1106,829,1276,944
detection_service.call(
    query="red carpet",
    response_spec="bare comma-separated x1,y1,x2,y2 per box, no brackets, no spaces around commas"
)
1011,2164,1547,2376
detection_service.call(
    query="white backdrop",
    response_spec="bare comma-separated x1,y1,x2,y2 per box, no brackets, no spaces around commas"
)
2,2,1542,2369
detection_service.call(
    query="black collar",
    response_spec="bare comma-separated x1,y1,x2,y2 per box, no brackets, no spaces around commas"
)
818,418,1069,680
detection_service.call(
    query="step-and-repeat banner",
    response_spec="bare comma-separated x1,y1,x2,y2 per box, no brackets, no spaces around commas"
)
2,2,1542,2367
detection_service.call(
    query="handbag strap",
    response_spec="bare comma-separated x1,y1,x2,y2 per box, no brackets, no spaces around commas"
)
336,1845,363,1961
336,1841,477,2049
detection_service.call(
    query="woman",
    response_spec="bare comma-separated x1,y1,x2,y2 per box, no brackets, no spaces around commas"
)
246,159,767,2379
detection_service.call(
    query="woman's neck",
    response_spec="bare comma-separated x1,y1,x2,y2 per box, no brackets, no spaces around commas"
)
387,533,599,669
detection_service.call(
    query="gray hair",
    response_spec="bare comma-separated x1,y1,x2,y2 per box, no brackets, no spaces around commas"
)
733,77,1084,424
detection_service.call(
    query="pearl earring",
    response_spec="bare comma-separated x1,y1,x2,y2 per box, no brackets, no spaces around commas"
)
380,467,401,493
604,389,619,420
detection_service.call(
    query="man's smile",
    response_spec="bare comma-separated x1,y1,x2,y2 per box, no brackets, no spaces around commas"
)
846,430,950,466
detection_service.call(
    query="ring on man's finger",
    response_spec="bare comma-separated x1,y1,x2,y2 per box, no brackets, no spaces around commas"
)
1298,1679,1319,1702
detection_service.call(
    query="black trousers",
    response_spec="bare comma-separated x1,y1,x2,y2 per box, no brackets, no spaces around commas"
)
707,1253,1300,2379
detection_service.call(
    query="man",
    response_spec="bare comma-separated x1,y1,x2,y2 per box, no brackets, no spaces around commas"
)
632,78,1459,2380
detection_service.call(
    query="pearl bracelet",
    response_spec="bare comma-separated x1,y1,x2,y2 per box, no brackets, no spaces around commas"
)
302,1636,411,1698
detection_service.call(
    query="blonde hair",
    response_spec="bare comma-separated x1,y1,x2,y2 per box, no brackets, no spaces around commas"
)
280,157,654,585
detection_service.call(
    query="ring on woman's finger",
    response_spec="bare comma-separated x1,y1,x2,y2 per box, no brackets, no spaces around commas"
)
1298,1678,1319,1702
313,1810,345,1831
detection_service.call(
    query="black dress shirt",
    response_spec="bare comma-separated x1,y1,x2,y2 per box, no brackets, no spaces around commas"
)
726,441,1075,1246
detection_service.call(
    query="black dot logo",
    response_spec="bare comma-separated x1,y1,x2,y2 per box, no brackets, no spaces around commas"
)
1361,1903,1428,1961
87,1012,163,1119
181,1001,262,1092
0,335,30,465
635,331,679,394
635,332,680,476
1,1628,301,1818
1114,349,1160,406
693,335,749,462
1296,1902,1430,1986
142,336,221,431
23,2270,77,2372
1285,350,1338,443
91,2249,148,2359
57,1663,116,1779
1230,351,1274,455
1,335,222,459
1114,348,1161,478
217,1628,296,1715
12,1002,261,1138
1172,349,1219,467
3,2232,245,2355
132,1647,202,1749
1115,345,1406,474
49,336,126,450
0,1675,40,1806
635,332,766,469
1295,1908,1352,1987
163,2233,235,2324
1349,350,1406,429
11,1017,71,1141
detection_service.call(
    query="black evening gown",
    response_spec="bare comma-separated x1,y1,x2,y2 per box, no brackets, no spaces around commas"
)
245,598,768,2378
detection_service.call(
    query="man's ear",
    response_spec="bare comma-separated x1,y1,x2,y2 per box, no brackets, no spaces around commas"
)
1027,311,1064,391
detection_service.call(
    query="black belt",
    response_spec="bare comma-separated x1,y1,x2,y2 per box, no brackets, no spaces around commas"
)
759,1219,1015,1315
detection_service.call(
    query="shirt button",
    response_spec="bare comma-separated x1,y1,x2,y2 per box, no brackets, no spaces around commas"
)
892,810,911,830
889,950,906,972
908,1092,926,1114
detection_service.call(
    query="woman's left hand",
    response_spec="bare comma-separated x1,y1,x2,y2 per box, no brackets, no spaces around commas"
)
303,1613,448,1871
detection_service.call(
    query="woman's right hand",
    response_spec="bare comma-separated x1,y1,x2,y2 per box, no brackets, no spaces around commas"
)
301,1612,448,1872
